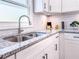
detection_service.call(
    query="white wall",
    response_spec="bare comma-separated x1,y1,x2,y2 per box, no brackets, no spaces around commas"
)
33,15,47,31
33,14,62,31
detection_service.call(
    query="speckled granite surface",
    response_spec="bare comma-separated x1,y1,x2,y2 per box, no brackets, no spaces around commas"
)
60,30,79,34
0,30,79,59
0,39,16,49
0,30,58,59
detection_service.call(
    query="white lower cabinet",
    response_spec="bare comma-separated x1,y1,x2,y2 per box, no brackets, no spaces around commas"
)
63,33,79,59
16,46,35,59
34,43,59,59
54,43,59,59
65,39,79,59
44,46,54,59
34,33,59,59
15,33,59,59
53,34,59,59
34,50,45,59
6,55,15,59
59,33,65,59
34,45,54,59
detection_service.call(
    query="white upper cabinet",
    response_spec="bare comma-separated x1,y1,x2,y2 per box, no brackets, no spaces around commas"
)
49,0,61,13
34,0,49,13
34,0,61,13
62,0,79,12
34,0,79,13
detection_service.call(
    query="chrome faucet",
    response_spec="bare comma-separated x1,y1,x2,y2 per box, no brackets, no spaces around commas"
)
18,15,31,34
18,15,31,42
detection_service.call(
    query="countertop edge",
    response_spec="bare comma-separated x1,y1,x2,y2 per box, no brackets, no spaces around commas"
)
0,31,59,59
1,30,79,59
60,30,79,34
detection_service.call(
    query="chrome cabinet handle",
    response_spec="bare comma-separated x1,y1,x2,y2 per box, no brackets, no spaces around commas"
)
74,36,79,38
55,44,57,51
44,3,46,9
56,36,59,38
42,56,45,59
45,53,48,59
49,5,51,11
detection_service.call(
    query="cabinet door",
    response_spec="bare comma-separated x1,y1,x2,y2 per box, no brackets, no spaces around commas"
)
45,33,59,59
33,36,54,59
44,45,54,59
59,33,65,59
34,50,45,59
77,0,79,10
53,34,59,59
54,43,59,59
44,0,49,12
16,49,34,59
62,0,78,12
65,40,79,59
34,0,49,13
6,55,15,59
34,45,54,59
34,33,59,59
49,0,61,13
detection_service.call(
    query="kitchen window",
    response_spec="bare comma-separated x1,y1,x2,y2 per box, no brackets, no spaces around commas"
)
0,0,31,29
0,0,30,22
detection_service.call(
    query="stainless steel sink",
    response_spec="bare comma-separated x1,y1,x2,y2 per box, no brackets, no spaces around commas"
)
3,36,18,42
3,36,32,42
3,32,46,42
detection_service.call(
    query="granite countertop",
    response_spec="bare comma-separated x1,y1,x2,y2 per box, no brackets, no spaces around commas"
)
0,30,79,59
60,30,79,34
0,39,16,49
0,30,58,59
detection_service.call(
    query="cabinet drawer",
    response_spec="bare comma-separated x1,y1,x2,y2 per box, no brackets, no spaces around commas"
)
64,33,79,40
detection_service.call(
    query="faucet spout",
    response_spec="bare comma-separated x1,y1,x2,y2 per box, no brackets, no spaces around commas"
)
18,15,31,34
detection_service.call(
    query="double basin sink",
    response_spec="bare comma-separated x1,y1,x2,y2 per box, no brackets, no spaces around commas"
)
3,32,46,42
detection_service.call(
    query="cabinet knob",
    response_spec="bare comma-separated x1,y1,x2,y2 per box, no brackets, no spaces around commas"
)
45,53,48,59
74,36,79,38
42,56,45,59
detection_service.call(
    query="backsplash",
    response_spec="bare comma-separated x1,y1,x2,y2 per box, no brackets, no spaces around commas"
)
61,13,79,30
47,16,61,30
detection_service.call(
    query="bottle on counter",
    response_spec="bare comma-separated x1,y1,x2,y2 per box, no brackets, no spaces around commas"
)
55,24,59,30
46,22,52,32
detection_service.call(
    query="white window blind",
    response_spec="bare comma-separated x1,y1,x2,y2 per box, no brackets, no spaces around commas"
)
0,0,30,22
